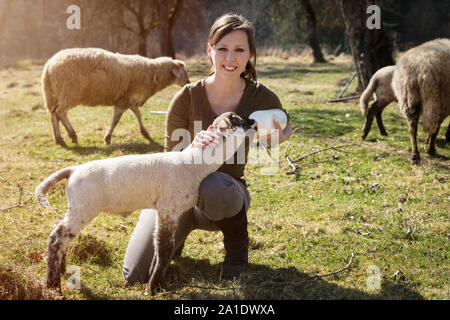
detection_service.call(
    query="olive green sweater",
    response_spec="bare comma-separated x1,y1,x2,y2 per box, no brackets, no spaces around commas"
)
164,78,289,179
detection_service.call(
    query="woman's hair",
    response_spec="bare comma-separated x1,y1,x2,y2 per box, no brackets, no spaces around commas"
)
208,13,257,81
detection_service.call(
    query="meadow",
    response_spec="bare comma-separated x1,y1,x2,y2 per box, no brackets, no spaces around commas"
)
0,55,448,300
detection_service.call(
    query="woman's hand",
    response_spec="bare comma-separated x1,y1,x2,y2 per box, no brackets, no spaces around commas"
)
257,120,293,145
190,125,220,149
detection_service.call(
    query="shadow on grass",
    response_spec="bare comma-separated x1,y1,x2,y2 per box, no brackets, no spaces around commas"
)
66,139,164,156
161,257,424,300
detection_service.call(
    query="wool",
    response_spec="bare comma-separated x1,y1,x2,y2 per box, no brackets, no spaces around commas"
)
41,48,190,146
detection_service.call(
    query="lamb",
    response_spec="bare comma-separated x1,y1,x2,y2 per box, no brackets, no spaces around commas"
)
41,48,190,146
391,38,450,164
359,65,396,140
35,112,255,294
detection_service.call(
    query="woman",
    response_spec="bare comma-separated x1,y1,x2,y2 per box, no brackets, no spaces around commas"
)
122,13,293,284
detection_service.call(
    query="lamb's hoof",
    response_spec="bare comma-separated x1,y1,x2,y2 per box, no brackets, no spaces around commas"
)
55,139,67,147
47,279,62,294
141,130,151,141
411,153,420,165
426,148,436,156
361,132,368,140
379,131,388,136
70,137,78,144
104,137,111,145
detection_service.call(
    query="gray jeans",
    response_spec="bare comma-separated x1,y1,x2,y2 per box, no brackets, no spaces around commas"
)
122,172,250,285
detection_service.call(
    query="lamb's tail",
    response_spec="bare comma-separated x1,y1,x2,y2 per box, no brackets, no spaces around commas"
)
35,167,74,208
359,77,378,117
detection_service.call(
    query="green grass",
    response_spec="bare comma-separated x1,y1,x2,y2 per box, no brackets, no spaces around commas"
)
0,56,448,300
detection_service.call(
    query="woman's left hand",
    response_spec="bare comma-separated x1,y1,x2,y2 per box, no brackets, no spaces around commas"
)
257,120,293,145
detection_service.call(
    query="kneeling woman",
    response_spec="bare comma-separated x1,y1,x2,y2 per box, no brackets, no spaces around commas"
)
122,13,292,283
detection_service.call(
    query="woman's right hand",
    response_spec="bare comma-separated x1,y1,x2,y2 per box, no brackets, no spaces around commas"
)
191,125,220,149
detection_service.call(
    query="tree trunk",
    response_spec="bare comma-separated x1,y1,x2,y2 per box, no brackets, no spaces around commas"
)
159,1,174,58
138,36,148,57
337,0,394,92
300,0,326,63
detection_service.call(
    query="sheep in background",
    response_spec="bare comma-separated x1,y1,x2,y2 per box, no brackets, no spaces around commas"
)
42,48,190,146
359,65,396,140
392,38,450,164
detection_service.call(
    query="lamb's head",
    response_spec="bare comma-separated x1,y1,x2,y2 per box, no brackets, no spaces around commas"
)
171,60,190,86
201,112,256,165
212,112,256,137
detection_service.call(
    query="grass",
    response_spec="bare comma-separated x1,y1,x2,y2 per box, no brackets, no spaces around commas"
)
0,55,448,300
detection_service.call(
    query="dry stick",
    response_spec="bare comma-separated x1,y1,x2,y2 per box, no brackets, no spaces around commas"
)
327,95,361,103
292,144,357,163
337,72,356,98
0,183,33,211
260,253,355,287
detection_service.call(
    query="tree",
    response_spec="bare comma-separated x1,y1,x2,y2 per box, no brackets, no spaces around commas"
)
158,0,184,58
337,0,394,91
113,0,159,57
300,0,326,63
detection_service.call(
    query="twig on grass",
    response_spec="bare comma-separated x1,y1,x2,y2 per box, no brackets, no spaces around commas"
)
292,144,357,163
327,95,361,103
337,73,356,98
259,253,355,287
0,182,33,211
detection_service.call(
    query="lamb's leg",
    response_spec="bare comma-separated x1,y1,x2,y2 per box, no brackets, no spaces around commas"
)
51,112,66,147
130,106,151,141
47,208,98,292
375,103,388,136
407,117,420,164
147,212,178,295
361,101,377,140
104,107,127,145
56,109,78,144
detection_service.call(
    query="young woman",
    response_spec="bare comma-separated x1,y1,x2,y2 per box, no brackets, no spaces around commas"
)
122,13,293,284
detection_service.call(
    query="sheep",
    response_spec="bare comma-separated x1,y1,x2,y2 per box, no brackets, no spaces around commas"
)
391,38,450,164
41,48,190,146
35,112,255,294
359,65,396,140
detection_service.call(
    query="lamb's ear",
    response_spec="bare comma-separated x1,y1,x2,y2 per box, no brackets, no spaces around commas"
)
216,117,232,132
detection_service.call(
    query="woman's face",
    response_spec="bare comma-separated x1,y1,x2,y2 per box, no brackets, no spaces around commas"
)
208,30,253,80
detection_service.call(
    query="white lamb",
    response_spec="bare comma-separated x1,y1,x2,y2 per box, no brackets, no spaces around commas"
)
35,112,255,294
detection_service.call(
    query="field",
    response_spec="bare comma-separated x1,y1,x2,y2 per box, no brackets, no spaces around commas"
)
0,56,448,300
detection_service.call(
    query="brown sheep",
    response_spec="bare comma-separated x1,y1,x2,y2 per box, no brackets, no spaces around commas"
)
392,38,450,164
42,48,190,146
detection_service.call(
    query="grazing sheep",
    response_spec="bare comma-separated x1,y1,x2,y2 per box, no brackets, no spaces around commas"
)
35,112,255,294
392,38,450,163
42,48,190,146
359,65,396,140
